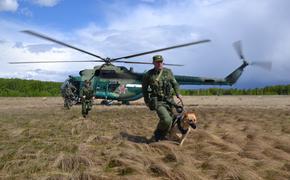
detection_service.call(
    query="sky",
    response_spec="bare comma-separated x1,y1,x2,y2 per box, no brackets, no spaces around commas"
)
0,0,290,88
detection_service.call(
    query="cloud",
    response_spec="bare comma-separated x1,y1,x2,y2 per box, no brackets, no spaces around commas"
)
19,7,33,17
1,0,290,88
0,0,61,13
11,40,63,53
0,0,18,12
30,0,61,7
95,0,290,88
0,68,77,82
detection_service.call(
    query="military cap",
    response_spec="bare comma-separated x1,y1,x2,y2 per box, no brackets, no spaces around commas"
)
152,55,164,63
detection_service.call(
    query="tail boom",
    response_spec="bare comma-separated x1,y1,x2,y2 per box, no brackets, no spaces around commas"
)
175,61,249,86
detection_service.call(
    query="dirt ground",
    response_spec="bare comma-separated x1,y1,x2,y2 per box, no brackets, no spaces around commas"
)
0,96,290,180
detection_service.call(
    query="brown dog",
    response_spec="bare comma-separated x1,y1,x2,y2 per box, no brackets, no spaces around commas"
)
168,112,197,146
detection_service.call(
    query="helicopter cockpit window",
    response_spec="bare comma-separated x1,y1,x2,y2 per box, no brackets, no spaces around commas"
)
100,70,117,78
119,66,128,71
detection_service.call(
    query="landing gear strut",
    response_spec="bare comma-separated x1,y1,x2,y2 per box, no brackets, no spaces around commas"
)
122,101,130,105
100,100,113,106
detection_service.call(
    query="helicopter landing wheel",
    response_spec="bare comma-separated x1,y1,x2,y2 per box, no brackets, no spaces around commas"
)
122,101,130,105
101,100,113,106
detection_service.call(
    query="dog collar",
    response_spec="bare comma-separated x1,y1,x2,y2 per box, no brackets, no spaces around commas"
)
177,118,189,134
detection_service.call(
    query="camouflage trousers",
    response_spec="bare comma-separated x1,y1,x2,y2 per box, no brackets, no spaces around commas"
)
154,101,174,140
82,100,92,116
64,96,73,109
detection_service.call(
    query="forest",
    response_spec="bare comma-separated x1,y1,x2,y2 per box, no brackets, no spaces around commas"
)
0,78,290,97
179,85,290,96
0,78,62,96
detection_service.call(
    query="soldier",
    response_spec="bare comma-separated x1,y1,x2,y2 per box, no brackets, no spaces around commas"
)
142,55,183,141
80,80,94,118
62,81,77,109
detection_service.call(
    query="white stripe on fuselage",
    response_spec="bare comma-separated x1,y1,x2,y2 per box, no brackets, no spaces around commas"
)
126,84,142,88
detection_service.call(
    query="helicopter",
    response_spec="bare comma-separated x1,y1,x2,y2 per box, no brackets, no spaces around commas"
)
9,30,272,105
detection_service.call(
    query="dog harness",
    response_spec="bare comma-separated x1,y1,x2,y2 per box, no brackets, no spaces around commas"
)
172,114,189,135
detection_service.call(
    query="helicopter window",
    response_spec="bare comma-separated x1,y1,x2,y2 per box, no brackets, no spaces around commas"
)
95,70,100,76
108,83,119,91
100,70,117,78
119,66,129,72
204,79,215,83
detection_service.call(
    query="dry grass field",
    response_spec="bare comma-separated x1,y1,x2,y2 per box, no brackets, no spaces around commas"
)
1,96,290,180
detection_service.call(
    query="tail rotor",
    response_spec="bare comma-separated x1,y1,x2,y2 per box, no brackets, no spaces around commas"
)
233,40,272,71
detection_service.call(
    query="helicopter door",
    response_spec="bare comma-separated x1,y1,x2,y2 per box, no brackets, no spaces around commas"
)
108,82,119,93
94,80,119,99
94,80,109,98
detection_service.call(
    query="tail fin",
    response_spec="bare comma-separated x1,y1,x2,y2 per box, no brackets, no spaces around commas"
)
225,61,249,85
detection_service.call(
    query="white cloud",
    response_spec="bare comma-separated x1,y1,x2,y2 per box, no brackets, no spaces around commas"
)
1,0,290,88
0,19,101,82
30,0,60,7
0,68,77,81
0,0,18,12
19,7,33,17
0,0,60,13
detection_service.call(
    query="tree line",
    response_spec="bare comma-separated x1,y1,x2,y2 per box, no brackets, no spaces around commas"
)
0,78,290,97
179,85,290,96
0,78,62,97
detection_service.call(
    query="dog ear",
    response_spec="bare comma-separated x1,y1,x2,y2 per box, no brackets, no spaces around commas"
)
183,113,191,124
183,113,188,121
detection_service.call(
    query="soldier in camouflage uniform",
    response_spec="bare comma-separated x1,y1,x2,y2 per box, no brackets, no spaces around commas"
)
62,81,77,109
80,80,94,118
142,55,183,141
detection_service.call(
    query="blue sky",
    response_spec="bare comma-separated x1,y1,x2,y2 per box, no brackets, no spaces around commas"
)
0,0,290,88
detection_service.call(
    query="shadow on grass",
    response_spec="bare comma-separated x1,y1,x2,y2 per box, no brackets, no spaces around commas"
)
119,132,150,144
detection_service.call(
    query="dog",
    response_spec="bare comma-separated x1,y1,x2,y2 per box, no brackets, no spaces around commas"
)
168,112,197,146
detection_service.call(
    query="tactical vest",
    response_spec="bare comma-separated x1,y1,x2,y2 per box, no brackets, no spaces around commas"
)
148,69,174,99
82,87,94,99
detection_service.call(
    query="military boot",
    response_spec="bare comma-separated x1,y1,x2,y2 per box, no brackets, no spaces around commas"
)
153,129,167,142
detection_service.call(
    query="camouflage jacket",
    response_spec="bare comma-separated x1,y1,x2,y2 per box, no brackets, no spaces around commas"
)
80,86,94,100
61,83,76,97
66,83,76,95
142,67,179,104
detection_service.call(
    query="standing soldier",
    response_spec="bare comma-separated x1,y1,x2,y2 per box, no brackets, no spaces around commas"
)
62,81,77,109
80,80,94,118
142,55,183,141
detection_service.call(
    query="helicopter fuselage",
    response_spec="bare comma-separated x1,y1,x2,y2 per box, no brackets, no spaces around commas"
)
66,61,249,103
69,64,144,102
10,30,268,104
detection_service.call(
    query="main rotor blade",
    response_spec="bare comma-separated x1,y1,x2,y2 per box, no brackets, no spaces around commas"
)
111,39,211,62
233,40,244,59
22,30,106,61
250,61,272,71
114,60,184,66
9,60,104,64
